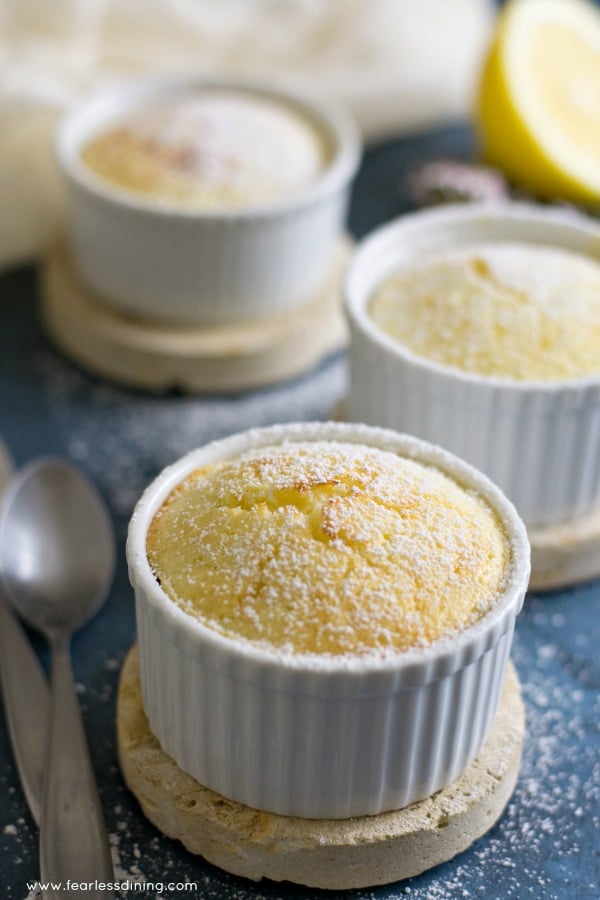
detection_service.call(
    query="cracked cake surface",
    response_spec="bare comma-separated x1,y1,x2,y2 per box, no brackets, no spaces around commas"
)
369,243,600,382
146,441,509,657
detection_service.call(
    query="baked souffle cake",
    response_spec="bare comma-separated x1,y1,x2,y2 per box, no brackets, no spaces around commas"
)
146,441,510,658
370,243,600,382
81,91,329,210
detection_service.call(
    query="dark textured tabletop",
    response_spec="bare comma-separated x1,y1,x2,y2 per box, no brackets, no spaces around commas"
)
0,125,598,900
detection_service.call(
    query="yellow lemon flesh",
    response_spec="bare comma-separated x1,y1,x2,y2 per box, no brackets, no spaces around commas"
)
477,0,600,202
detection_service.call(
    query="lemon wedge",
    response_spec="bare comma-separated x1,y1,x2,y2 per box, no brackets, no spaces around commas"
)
477,0,600,202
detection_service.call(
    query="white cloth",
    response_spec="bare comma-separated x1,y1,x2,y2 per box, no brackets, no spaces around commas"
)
0,0,494,268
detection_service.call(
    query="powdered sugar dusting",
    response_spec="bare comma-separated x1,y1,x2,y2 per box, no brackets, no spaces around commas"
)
148,441,509,656
82,91,328,209
370,242,600,382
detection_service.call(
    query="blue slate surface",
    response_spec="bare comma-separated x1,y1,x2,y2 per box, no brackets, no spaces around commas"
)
0,125,598,899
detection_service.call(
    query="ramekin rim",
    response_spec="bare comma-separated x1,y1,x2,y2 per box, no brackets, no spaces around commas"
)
345,201,600,394
55,72,362,221
127,421,530,677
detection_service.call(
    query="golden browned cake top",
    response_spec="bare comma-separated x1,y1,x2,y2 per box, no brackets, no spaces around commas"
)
146,442,509,658
370,243,600,382
81,92,328,209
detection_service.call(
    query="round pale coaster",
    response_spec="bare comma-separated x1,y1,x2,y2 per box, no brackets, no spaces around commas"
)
39,241,349,393
528,506,600,591
117,645,524,890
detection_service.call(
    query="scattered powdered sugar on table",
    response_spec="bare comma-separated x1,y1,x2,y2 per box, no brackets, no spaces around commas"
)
109,830,147,886
35,348,346,519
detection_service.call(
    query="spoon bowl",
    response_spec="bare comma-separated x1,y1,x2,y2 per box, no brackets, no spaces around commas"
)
0,442,50,826
0,459,114,637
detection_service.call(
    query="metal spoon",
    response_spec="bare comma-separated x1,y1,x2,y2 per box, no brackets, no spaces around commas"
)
0,441,49,825
0,458,116,898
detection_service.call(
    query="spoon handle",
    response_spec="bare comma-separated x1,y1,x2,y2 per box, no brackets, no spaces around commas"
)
40,640,114,900
0,595,48,825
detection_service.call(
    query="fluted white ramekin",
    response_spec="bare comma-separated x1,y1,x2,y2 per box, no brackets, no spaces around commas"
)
56,75,360,325
127,421,529,819
346,203,600,529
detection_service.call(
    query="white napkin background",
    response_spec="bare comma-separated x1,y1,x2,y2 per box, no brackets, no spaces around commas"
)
0,0,494,268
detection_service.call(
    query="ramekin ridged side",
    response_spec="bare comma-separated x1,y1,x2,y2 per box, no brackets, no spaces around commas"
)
345,204,600,529
56,76,361,326
127,422,530,819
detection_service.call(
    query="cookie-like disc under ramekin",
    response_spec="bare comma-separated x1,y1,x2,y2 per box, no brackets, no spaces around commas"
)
40,240,349,392
117,645,524,891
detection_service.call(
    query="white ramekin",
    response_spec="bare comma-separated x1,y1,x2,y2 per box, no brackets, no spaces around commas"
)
127,421,529,819
345,203,600,529
56,75,361,326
